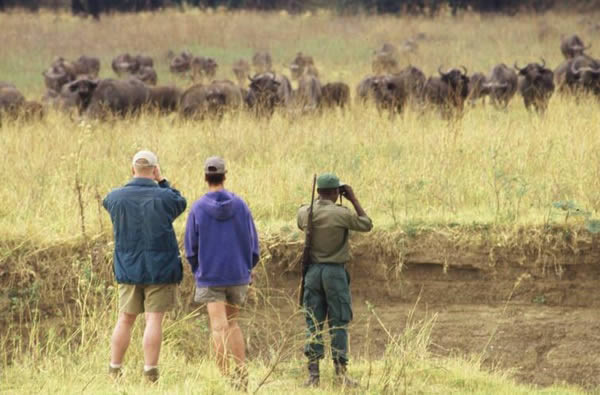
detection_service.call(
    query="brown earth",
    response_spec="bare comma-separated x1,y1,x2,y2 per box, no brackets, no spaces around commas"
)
260,228,600,389
1,228,599,389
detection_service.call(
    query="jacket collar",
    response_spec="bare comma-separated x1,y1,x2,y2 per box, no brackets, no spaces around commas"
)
126,177,158,187
317,198,335,205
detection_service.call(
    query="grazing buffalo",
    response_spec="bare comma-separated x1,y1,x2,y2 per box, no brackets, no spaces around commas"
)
483,64,518,108
148,86,181,114
180,80,242,120
293,74,322,114
134,66,158,86
321,82,350,110
191,56,218,81
247,72,292,118
515,59,555,113
232,59,250,86
43,65,74,92
252,51,272,74
290,52,316,80
0,86,43,122
65,77,151,118
423,66,470,118
467,72,488,105
112,53,153,76
372,74,408,116
394,65,426,103
561,34,591,60
568,56,600,97
169,51,193,73
0,85,25,114
356,75,381,105
555,55,600,96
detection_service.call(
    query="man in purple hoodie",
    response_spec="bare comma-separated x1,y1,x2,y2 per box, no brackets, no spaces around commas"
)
184,156,259,391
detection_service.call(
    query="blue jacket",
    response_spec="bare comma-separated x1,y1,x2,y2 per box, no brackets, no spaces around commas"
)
103,178,187,284
184,189,259,287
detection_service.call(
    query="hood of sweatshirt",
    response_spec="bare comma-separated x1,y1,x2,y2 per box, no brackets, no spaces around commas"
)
199,190,236,221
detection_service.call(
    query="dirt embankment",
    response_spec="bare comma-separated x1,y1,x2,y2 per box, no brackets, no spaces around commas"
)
264,227,600,389
1,227,599,389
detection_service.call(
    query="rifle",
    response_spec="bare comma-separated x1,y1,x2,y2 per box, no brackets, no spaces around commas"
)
299,174,317,306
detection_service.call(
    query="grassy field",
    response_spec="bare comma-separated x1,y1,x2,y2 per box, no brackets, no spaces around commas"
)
1,8,600,394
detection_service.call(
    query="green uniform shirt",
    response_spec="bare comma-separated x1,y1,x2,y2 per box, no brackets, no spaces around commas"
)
297,199,373,264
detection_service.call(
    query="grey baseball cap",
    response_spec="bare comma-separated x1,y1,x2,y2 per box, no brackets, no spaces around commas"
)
132,150,158,168
204,156,226,174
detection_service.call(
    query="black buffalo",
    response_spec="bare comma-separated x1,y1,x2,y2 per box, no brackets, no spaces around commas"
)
247,72,292,118
555,55,600,97
423,66,470,117
321,82,350,110
356,76,381,105
483,63,518,108
372,74,408,116
180,80,243,120
467,72,488,105
395,65,426,104
515,59,555,113
292,74,322,114
112,53,153,76
169,51,193,73
560,34,591,60
148,86,181,114
65,77,151,118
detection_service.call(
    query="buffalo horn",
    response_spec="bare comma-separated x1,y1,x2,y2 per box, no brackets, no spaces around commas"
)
461,65,468,75
513,62,523,72
540,58,546,68
438,66,447,76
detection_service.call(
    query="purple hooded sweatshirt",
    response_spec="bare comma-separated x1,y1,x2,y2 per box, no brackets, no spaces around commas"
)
184,189,259,287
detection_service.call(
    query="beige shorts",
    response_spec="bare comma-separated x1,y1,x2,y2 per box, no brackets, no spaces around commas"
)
118,284,177,314
194,285,249,306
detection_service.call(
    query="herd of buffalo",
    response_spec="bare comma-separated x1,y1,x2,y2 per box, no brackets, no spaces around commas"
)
0,33,599,122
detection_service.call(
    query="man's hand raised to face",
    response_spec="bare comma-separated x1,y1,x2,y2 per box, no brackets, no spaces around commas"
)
153,165,165,183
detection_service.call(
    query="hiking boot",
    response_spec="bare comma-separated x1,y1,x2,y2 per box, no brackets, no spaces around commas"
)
108,365,122,379
230,365,249,392
334,361,359,388
303,361,320,388
143,367,159,383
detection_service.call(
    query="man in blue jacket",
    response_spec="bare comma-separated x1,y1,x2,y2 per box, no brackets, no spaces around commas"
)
184,156,259,391
103,150,187,382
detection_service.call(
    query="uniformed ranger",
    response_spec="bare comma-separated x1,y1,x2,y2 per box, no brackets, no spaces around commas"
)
297,172,373,387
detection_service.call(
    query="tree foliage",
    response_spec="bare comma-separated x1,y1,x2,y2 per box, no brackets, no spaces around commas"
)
0,0,594,16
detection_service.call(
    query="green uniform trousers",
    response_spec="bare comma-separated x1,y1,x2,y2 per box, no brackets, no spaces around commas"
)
303,263,353,364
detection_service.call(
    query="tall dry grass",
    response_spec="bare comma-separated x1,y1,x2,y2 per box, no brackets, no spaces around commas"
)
2,10,600,242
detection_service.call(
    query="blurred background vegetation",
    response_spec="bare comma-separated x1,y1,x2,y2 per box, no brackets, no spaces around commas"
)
2,0,600,18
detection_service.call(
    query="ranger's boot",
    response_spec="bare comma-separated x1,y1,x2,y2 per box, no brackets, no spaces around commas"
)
334,360,359,388
304,361,320,387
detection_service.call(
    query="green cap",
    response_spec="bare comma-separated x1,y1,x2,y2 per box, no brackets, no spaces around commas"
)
317,173,343,189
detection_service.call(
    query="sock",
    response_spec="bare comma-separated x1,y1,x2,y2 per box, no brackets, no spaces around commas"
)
109,363,122,369
144,365,158,372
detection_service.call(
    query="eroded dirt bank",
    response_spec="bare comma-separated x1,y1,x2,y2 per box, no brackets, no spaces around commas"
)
262,227,600,388
1,227,599,388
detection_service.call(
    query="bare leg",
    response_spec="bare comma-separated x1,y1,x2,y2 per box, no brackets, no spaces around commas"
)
143,312,165,366
207,302,229,375
225,304,245,368
110,313,137,365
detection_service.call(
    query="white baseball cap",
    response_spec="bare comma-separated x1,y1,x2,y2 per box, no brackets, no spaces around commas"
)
132,150,158,168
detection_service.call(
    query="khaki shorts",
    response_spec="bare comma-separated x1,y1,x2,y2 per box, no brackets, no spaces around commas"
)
118,284,177,314
194,285,248,306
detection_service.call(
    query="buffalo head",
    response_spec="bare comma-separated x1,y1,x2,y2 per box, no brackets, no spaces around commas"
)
439,66,470,99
